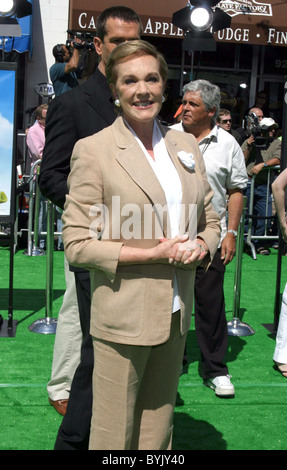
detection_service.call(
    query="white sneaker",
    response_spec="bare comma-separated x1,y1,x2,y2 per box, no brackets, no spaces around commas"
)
205,375,235,397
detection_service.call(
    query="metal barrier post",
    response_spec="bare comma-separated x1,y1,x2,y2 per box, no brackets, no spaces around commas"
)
246,176,257,259
31,166,45,256
245,166,280,260
28,199,57,334
228,197,255,336
24,168,35,256
23,159,42,256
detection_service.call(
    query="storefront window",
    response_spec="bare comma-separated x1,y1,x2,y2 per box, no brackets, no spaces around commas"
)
193,42,237,69
263,45,287,75
147,36,251,127
239,44,254,69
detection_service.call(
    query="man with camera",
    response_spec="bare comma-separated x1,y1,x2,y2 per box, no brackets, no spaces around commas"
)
242,117,281,255
236,107,264,145
50,35,84,96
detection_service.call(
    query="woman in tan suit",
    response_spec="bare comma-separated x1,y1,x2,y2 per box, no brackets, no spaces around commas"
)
62,40,220,450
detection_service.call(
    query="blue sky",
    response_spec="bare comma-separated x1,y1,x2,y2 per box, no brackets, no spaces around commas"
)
0,69,16,217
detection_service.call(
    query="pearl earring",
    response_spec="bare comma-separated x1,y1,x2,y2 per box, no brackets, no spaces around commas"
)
162,96,166,103
114,98,121,107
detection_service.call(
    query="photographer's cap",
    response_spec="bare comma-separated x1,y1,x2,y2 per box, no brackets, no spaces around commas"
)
260,117,278,129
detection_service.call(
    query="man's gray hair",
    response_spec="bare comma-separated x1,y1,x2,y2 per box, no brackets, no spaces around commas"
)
182,79,221,120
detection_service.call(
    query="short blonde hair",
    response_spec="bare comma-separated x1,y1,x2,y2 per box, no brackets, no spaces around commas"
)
106,40,168,86
35,104,48,120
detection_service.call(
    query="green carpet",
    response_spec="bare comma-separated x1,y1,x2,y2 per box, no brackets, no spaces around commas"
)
0,246,287,450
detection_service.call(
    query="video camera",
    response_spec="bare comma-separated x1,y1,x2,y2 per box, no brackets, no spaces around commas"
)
66,29,95,52
244,112,267,149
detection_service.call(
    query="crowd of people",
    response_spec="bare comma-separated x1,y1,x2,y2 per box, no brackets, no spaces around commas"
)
22,5,287,451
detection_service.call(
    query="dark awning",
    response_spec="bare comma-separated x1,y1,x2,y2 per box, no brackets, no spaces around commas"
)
214,0,287,46
0,0,33,55
68,0,287,47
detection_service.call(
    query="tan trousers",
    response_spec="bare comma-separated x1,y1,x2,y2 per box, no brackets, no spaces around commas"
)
89,311,186,450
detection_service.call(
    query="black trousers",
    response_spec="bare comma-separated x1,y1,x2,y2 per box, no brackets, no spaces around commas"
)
194,250,229,380
54,270,93,450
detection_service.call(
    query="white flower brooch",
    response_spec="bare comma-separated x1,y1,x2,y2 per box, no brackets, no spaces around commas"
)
177,151,196,171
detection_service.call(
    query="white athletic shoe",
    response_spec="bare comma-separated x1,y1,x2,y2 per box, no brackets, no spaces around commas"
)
206,375,235,397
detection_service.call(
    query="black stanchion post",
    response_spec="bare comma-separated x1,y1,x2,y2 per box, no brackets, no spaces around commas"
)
0,223,18,338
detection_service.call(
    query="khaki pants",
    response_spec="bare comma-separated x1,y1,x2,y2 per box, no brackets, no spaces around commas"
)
47,256,82,400
89,311,186,450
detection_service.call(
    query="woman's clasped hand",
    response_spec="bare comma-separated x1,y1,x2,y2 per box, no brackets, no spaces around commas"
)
156,233,208,267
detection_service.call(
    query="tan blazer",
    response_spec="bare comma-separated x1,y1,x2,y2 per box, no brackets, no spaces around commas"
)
62,117,220,346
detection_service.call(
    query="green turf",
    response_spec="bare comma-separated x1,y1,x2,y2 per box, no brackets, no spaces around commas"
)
174,247,287,450
0,246,287,450
0,247,64,450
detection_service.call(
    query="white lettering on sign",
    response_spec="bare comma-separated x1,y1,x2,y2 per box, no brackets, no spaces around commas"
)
216,28,250,42
75,10,287,46
268,28,287,45
78,12,96,29
77,13,184,37
143,18,183,37
218,0,272,17
78,12,87,28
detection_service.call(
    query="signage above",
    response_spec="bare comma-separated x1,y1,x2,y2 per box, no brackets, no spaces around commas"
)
218,0,273,17
69,0,287,47
34,83,54,98
215,0,287,46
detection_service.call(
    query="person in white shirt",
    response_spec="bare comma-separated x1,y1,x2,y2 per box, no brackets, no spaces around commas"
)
172,79,248,397
271,169,287,377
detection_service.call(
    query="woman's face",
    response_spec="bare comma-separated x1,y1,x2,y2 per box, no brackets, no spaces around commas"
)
111,54,164,131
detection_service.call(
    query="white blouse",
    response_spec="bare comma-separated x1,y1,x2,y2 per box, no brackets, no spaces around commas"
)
125,119,183,313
